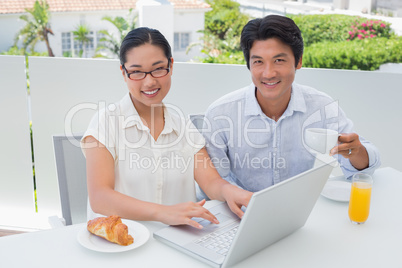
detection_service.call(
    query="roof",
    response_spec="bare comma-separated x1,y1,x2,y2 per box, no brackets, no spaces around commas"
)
0,0,210,14
171,0,210,10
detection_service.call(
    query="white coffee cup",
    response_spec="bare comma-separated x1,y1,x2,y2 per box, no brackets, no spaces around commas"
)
304,128,339,154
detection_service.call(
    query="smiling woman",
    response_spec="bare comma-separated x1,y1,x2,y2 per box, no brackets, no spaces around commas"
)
80,27,252,230
120,42,172,121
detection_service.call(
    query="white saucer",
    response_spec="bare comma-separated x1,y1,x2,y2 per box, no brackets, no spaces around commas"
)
321,177,352,202
77,220,150,252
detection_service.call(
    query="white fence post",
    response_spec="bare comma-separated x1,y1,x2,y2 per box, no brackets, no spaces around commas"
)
0,56,38,229
28,57,126,220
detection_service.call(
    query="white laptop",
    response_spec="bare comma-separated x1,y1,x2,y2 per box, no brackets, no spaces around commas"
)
154,159,336,267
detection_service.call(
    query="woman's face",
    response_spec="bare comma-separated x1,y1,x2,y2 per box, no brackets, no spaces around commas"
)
121,43,173,111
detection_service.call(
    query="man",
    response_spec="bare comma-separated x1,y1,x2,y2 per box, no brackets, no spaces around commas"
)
200,15,380,193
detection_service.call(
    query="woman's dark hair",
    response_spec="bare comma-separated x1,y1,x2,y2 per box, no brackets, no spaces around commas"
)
240,15,304,69
119,27,172,65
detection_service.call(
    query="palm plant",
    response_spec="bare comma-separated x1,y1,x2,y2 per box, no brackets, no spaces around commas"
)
15,0,54,56
73,24,92,57
189,0,250,64
96,9,137,58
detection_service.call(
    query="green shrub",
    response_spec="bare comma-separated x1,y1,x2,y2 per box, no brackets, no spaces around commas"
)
290,14,356,46
198,13,398,70
200,50,245,64
303,36,402,70
0,45,47,56
197,0,250,63
289,14,393,46
204,0,250,43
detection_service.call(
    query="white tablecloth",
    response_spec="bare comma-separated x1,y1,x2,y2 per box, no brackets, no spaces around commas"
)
1,167,401,268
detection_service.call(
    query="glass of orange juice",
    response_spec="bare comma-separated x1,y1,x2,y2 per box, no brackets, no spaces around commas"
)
348,173,373,224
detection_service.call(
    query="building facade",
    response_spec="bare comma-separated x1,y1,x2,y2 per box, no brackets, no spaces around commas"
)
0,0,211,62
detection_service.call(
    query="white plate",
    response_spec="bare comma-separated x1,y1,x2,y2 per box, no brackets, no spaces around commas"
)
77,220,150,252
321,178,352,202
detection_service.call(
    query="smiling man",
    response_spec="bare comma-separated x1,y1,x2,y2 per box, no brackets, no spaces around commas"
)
200,15,381,194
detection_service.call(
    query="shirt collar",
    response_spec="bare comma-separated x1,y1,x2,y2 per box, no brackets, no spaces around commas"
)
244,83,262,116
119,93,179,135
283,83,307,117
160,105,181,135
244,82,307,117
119,93,146,130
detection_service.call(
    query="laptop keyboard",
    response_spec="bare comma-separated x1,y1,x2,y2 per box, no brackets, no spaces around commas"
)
193,222,239,256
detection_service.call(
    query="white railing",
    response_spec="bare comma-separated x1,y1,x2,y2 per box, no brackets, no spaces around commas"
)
0,56,37,229
0,55,401,230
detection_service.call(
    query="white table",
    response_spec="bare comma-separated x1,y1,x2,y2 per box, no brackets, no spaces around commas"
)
1,167,401,268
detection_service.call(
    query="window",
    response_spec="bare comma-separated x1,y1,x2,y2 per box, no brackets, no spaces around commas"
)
61,32,72,56
73,31,95,57
61,31,100,58
96,32,106,48
174,32,190,51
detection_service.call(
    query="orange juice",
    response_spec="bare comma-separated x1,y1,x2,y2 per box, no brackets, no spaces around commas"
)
348,182,372,224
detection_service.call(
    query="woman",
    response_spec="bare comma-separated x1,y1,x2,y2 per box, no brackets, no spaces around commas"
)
81,27,252,229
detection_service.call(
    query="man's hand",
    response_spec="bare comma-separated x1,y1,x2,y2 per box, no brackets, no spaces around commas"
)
330,133,369,170
221,184,253,219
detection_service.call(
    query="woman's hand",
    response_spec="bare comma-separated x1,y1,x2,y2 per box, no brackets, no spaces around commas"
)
157,199,219,229
221,184,253,219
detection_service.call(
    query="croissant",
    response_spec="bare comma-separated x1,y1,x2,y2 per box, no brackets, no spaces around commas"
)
87,215,134,246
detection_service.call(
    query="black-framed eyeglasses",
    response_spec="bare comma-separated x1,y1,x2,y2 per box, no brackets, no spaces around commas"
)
122,62,170,81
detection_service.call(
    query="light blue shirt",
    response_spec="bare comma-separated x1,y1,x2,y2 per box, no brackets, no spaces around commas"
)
201,83,381,193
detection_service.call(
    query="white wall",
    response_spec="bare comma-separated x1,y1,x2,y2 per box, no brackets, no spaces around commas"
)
348,0,375,13
0,14,28,51
173,10,206,62
0,7,207,61
379,63,402,73
376,0,402,16
28,57,127,220
376,0,402,10
0,56,38,229
295,67,402,172
138,0,174,46
167,62,251,114
333,0,349,9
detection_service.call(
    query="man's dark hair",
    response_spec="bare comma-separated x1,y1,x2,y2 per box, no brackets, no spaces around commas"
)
120,27,172,65
240,15,304,69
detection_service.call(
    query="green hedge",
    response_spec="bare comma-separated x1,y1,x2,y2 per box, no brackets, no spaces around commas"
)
203,35,402,70
303,36,402,70
200,50,245,64
201,35,402,70
289,14,393,46
289,14,398,70
290,14,358,46
199,13,399,70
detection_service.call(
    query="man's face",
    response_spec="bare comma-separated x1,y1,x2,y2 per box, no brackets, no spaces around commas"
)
249,38,302,108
